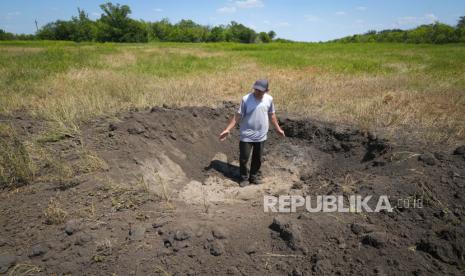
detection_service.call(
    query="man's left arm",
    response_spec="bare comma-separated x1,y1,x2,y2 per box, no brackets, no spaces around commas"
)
270,113,285,137
268,100,285,137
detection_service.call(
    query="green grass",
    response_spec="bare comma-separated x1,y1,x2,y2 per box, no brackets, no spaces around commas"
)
0,40,464,144
131,50,235,77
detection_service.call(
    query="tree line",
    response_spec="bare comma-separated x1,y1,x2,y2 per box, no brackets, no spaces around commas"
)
0,2,277,43
333,17,465,44
2,2,464,44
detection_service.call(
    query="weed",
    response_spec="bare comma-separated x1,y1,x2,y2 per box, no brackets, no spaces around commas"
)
0,124,35,189
155,171,175,209
43,197,68,224
8,263,42,276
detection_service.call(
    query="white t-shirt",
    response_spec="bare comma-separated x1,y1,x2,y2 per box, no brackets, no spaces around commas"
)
237,92,275,142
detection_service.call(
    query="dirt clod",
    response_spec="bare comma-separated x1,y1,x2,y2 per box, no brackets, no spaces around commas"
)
212,227,227,239
174,229,192,241
64,219,81,235
453,145,465,155
209,240,225,256
270,216,303,251
418,153,437,165
361,232,388,248
0,254,16,274
29,244,48,257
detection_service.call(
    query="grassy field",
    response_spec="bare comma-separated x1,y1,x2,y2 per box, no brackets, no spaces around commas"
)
1,40,465,145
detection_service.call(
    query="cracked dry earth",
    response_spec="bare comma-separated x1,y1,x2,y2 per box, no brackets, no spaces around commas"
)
1,103,465,275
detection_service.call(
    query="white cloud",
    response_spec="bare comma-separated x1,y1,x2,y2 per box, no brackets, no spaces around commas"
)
356,6,367,11
7,11,21,16
304,15,320,22
235,0,264,9
261,20,291,28
217,0,263,14
91,12,100,18
395,13,439,27
355,19,365,24
335,11,346,16
217,6,237,13
276,21,290,27
153,8,163,12
3,11,21,20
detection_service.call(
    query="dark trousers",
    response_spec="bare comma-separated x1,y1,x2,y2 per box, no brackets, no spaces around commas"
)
239,141,265,180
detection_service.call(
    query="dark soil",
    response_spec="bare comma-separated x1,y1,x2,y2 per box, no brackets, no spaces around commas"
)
1,103,464,275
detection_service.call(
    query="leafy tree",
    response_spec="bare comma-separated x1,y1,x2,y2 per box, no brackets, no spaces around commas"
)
258,32,271,43
457,16,465,29
149,18,172,41
207,26,226,42
455,16,465,42
37,20,75,40
169,19,208,42
225,21,256,43
70,8,95,42
32,2,277,43
334,18,462,44
94,2,147,42
0,29,15,40
267,30,276,40
431,22,457,43
36,9,93,41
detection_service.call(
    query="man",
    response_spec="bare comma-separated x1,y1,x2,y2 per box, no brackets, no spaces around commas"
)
219,79,285,187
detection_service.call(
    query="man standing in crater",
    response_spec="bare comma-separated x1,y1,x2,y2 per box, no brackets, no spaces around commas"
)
219,79,285,187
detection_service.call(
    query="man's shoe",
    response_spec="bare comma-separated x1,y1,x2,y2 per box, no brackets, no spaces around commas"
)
238,179,249,187
249,177,263,185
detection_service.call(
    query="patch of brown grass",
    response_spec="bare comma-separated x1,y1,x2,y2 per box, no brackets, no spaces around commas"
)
0,124,35,189
0,47,44,54
43,197,68,224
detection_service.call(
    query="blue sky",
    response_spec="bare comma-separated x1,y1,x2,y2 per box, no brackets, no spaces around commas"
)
1,0,464,42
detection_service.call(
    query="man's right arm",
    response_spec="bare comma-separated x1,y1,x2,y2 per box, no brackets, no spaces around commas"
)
219,113,241,141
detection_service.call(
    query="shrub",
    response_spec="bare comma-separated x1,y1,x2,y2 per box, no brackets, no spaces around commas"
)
0,124,34,189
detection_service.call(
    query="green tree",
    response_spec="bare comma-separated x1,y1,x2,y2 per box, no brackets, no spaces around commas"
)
431,22,458,43
70,8,95,42
258,32,271,43
207,26,226,42
148,18,172,41
169,19,208,42
457,16,465,29
267,30,276,40
0,29,15,40
456,16,465,42
37,20,75,40
95,2,147,42
225,21,256,43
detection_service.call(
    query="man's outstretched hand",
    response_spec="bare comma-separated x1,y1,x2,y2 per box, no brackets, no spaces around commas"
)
276,128,286,137
219,130,230,141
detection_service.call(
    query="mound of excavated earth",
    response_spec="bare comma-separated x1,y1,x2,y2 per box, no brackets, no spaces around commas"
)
1,103,464,275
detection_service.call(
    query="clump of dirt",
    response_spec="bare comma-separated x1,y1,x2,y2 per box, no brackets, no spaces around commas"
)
1,103,464,275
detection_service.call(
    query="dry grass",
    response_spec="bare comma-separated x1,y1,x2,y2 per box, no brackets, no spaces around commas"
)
0,124,35,188
7,263,42,276
1,43,464,147
43,197,68,224
77,149,109,174
24,60,463,144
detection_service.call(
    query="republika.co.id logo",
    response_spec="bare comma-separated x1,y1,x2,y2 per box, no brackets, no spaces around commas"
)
264,195,423,213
